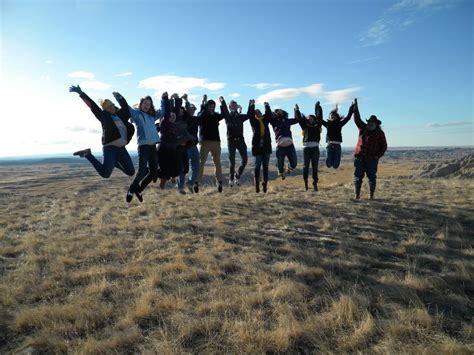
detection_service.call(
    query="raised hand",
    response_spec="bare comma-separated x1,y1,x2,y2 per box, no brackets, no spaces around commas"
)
249,99,255,105
69,85,82,94
162,91,169,98
219,96,225,103
263,102,269,106
315,101,320,107
181,93,188,101
202,94,208,104
112,92,123,101
294,104,299,111
171,93,179,99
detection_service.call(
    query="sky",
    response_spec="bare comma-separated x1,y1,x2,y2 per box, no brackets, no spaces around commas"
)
0,0,473,158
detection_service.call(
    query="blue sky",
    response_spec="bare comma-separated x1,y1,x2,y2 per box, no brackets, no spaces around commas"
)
1,0,472,157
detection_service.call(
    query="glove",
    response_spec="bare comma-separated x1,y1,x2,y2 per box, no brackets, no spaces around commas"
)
69,85,82,94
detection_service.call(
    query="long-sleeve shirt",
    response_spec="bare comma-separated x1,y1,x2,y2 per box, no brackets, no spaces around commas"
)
296,110,322,146
129,104,163,146
197,103,225,142
353,107,387,159
267,104,299,145
221,100,254,140
319,106,352,143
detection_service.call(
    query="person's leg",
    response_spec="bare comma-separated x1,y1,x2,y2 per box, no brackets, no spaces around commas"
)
139,145,159,193
333,144,342,169
312,147,320,190
228,140,237,182
262,153,270,193
287,144,297,170
254,155,262,192
129,145,150,194
210,141,223,185
115,147,135,176
353,157,365,199
236,140,248,179
326,144,333,168
303,147,310,190
187,145,200,188
198,142,211,184
367,159,379,199
84,146,117,178
177,147,188,190
276,146,285,176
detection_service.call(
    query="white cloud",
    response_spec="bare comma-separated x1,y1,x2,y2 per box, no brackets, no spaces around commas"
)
425,121,472,128
80,80,111,91
45,60,53,64
138,75,226,97
246,82,283,90
360,0,460,46
68,71,95,80
301,84,324,96
256,83,324,104
115,72,133,77
67,125,101,134
324,87,362,105
229,92,241,98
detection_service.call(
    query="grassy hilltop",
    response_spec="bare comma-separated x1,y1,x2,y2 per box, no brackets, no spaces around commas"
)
0,151,473,354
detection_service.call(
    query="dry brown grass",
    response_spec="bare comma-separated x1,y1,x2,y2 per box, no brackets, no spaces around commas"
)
0,153,473,353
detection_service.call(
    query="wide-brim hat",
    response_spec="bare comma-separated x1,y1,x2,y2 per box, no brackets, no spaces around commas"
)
366,115,381,125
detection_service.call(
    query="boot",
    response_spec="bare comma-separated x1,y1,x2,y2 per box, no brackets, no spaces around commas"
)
255,177,260,193
304,178,309,191
313,181,318,191
73,148,91,158
262,181,267,193
355,185,361,200
369,190,375,200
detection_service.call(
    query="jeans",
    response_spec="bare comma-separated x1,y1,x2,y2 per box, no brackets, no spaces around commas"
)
254,153,270,183
326,143,342,168
276,144,297,174
85,145,135,178
185,145,200,187
176,145,189,189
354,158,379,193
129,144,158,193
198,141,222,183
303,146,320,183
228,138,248,180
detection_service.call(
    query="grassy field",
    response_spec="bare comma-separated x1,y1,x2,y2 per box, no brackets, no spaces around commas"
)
0,153,473,354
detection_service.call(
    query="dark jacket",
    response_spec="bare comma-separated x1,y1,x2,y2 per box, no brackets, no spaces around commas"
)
158,96,178,149
319,105,352,143
267,105,298,142
197,102,225,142
249,103,272,156
296,109,321,144
221,100,253,140
353,108,387,160
79,92,134,145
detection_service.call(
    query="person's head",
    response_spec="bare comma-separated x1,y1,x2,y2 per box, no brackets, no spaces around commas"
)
273,109,288,121
366,115,381,131
169,112,177,123
229,100,238,112
139,96,156,115
207,99,216,114
329,109,341,121
178,107,184,118
255,109,262,119
307,114,317,126
189,104,197,116
100,99,117,115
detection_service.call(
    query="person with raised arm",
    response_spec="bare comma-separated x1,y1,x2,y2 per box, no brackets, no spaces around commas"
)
181,94,201,193
69,85,135,179
352,98,387,200
267,103,299,180
318,103,353,169
126,93,164,203
250,101,272,193
196,94,226,193
221,99,253,187
295,102,322,191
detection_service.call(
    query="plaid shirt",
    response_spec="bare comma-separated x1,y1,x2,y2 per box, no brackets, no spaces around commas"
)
353,108,387,160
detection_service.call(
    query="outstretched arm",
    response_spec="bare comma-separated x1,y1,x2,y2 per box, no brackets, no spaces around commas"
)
295,104,306,129
220,96,230,117
264,102,273,124
340,104,353,127
70,85,103,120
353,99,365,129
315,101,323,120
112,92,130,118
244,99,255,122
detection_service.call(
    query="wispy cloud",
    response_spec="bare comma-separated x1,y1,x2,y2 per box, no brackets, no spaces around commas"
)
68,71,95,80
67,125,101,134
246,83,283,90
360,0,461,47
138,75,226,97
229,93,241,98
349,56,381,64
80,80,111,91
256,83,358,105
425,120,472,128
115,72,133,77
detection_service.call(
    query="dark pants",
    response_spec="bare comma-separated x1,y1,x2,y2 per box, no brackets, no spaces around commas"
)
228,138,248,180
276,144,297,174
85,145,135,178
354,157,379,193
157,145,179,180
303,146,320,183
326,143,342,168
176,145,189,189
129,144,158,193
254,153,270,183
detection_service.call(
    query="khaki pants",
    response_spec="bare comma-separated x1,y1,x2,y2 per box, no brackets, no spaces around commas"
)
198,141,222,183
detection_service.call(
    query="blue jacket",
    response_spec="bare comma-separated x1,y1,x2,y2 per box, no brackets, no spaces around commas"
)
129,102,164,146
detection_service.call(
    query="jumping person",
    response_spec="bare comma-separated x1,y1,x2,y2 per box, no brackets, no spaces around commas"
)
295,102,322,191
221,98,253,187
126,94,164,202
352,99,387,200
319,103,353,169
196,94,226,193
69,85,135,179
249,101,272,193
182,94,201,193
267,103,299,180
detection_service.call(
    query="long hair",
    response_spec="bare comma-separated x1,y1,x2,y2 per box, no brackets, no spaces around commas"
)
139,96,156,116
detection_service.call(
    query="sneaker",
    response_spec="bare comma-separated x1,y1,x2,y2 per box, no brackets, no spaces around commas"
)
218,181,223,193
262,181,268,193
229,179,234,187
178,189,186,195
193,183,199,193
73,148,91,158
126,190,133,203
235,172,240,180
278,172,286,180
135,191,143,202
186,183,194,194
235,178,240,186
